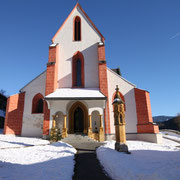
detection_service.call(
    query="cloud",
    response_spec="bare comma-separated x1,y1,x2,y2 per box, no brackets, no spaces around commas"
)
170,32,180,39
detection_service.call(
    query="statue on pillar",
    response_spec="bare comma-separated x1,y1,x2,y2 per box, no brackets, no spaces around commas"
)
112,85,129,153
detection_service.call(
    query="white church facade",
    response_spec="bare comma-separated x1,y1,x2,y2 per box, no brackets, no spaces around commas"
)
4,3,161,143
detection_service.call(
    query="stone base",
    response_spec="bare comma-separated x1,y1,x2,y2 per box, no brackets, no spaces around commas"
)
105,133,162,144
115,142,129,153
62,128,68,138
88,128,93,138
98,127,104,142
105,134,116,141
137,133,162,144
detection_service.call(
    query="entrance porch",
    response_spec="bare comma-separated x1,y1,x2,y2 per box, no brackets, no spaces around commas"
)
44,88,106,142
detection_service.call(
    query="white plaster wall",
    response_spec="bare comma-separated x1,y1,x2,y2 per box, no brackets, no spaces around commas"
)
53,6,102,88
107,68,138,134
21,72,46,137
47,99,105,131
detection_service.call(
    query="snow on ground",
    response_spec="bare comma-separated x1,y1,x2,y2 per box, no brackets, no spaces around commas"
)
0,135,76,180
97,138,180,180
0,133,49,149
160,130,180,142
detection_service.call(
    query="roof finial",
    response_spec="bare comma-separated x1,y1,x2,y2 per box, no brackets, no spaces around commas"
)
115,85,119,92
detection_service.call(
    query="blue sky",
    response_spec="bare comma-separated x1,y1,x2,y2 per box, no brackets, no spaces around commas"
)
0,0,179,116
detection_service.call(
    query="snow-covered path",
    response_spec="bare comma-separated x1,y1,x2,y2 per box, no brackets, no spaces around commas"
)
97,139,180,180
0,134,76,180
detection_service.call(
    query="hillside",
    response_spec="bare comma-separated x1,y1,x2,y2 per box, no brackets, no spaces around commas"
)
153,116,174,122
156,116,180,131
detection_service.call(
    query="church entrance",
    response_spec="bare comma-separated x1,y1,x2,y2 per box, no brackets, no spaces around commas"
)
68,101,88,134
74,107,84,132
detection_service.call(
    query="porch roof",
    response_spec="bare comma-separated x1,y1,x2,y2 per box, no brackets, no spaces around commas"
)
45,88,106,100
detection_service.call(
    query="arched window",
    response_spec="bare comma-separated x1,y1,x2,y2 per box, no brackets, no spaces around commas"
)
74,16,81,41
72,51,84,87
32,93,44,113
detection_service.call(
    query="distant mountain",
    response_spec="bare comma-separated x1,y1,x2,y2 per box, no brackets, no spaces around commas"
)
155,116,180,132
153,116,174,123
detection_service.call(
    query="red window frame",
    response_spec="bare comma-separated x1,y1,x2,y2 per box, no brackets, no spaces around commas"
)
32,93,44,114
73,16,81,41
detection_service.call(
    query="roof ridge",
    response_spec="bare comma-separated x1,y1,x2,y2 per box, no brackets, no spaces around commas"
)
107,67,136,87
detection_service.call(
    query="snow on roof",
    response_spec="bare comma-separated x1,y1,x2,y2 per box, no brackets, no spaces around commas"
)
45,88,106,100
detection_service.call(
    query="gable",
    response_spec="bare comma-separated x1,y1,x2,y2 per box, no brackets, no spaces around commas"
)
20,71,46,94
52,3,104,44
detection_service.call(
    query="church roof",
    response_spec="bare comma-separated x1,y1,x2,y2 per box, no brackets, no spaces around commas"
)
52,3,105,43
45,88,106,100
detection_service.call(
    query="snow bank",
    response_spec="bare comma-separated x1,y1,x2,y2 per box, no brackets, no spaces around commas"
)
97,139,180,180
0,141,76,180
161,131,180,143
0,133,49,149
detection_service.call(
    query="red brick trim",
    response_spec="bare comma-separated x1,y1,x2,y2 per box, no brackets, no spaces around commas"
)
4,92,25,135
98,44,110,134
43,44,59,136
98,45,106,61
32,93,44,114
45,44,59,96
73,16,81,41
72,51,85,88
137,123,159,133
134,88,159,133
43,100,50,135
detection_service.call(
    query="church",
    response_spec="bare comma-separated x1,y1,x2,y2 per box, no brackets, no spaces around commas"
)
4,3,161,143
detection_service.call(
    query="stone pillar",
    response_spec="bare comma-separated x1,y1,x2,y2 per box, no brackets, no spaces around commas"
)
50,115,61,142
99,115,105,142
52,115,56,128
62,115,68,138
113,85,129,153
88,115,93,138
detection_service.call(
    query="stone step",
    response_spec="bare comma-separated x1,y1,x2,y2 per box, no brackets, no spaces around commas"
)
61,134,104,150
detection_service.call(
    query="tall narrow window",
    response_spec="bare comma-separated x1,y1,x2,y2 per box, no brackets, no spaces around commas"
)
72,51,84,88
74,16,81,41
76,59,82,86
